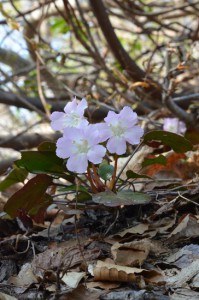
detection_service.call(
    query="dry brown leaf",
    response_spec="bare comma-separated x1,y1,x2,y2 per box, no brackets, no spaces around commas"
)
32,245,100,279
111,238,165,267
113,223,149,239
8,263,38,288
0,293,18,300
150,216,177,234
167,214,199,243
93,260,164,284
61,272,86,288
111,239,150,267
94,260,140,282
86,281,120,290
58,284,103,300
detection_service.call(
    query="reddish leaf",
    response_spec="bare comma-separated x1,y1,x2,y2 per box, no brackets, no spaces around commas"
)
4,174,53,218
144,153,186,177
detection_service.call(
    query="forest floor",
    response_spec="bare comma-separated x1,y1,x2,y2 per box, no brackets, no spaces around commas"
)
0,146,199,300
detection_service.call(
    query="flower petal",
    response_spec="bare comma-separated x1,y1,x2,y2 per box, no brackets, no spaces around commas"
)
124,126,144,145
63,127,82,140
50,112,65,130
104,111,119,125
64,98,77,114
119,106,138,127
87,145,106,164
67,154,88,173
56,137,75,158
107,137,126,155
76,97,88,114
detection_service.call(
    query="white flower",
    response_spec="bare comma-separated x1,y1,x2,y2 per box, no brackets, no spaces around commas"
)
102,106,144,155
56,125,106,173
50,97,88,130
163,118,186,135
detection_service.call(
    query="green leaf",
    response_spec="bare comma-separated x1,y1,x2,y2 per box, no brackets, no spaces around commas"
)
92,190,151,207
142,155,167,167
98,163,114,180
58,184,88,193
143,130,193,153
15,151,73,182
126,170,151,179
185,129,199,145
38,141,56,152
0,168,28,192
50,17,70,34
76,191,92,202
4,174,53,218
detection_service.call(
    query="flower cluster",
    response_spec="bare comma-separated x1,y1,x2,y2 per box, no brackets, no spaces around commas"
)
163,118,186,135
51,97,144,173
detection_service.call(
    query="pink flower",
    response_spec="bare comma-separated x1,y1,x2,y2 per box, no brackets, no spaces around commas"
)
102,106,144,155
56,125,106,173
50,97,88,131
163,118,186,135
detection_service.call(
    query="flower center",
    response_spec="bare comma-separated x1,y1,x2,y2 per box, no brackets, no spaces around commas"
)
73,139,90,154
110,122,126,137
64,111,80,127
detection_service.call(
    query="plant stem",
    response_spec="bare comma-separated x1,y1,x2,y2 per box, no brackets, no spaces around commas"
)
87,167,98,193
92,163,105,190
110,154,118,191
114,142,143,186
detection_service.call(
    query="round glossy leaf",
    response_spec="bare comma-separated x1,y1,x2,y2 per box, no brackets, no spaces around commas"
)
98,164,114,180
126,170,151,179
143,130,193,153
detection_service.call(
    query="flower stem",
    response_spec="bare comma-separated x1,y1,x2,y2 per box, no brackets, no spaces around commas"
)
87,167,98,193
109,154,118,191
92,164,105,191
114,142,143,186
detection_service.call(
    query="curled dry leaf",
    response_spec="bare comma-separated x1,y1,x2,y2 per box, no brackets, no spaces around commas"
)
111,238,165,267
93,260,164,284
111,223,149,240
167,214,199,243
111,240,150,267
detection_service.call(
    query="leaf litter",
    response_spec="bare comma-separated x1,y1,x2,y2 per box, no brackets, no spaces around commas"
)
0,146,199,299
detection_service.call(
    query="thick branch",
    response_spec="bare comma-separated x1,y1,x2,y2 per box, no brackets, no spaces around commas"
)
0,48,34,72
89,0,145,81
89,0,162,101
0,90,109,122
0,132,61,151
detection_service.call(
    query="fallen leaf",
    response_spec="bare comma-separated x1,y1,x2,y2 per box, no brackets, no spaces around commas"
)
0,293,18,300
166,259,199,288
32,245,101,279
93,260,164,284
62,272,86,288
57,284,103,300
170,288,199,300
86,281,120,290
8,263,38,287
167,214,199,242
111,239,150,267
